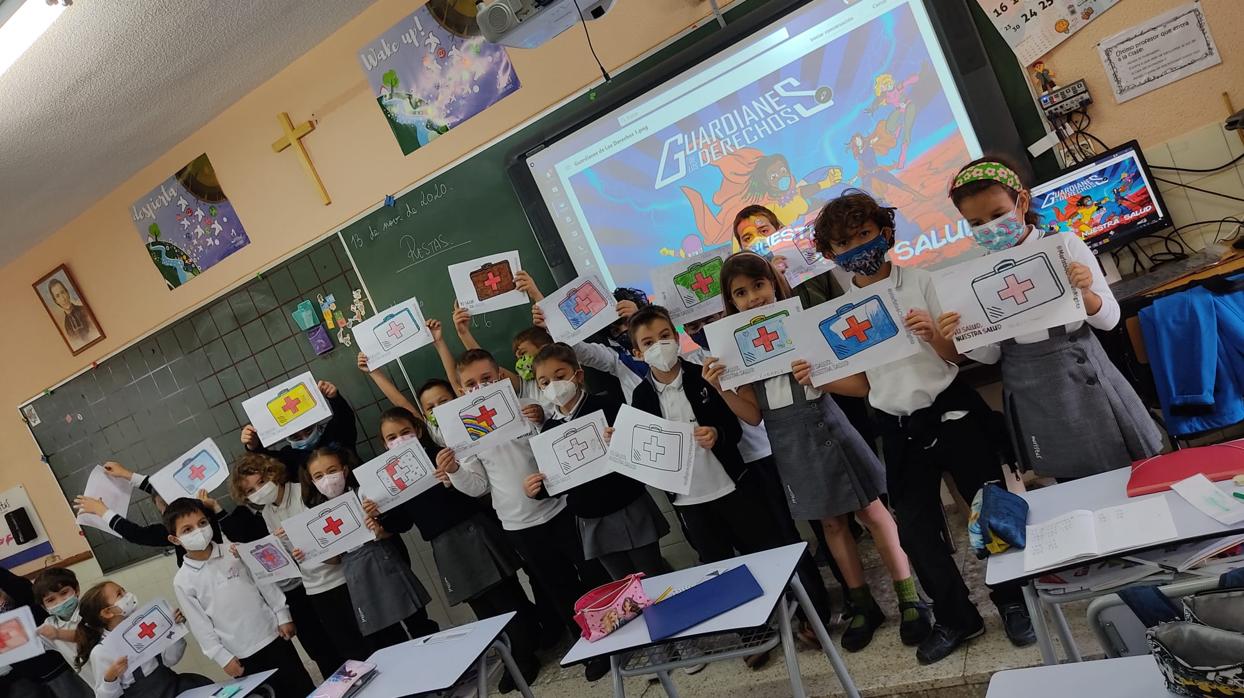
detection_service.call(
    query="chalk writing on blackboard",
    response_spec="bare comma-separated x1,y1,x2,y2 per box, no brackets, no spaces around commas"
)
348,182,456,250
396,235,471,274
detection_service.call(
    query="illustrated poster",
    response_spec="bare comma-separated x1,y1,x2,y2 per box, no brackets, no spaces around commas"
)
432,381,531,459
353,296,433,370
537,274,619,345
649,246,729,325
280,491,375,566
448,251,528,314
932,235,1085,353
702,298,804,391
148,438,229,502
0,485,52,568
355,443,440,513
236,534,302,584
0,607,43,666
99,598,188,671
606,405,696,496
129,154,251,289
530,411,612,496
241,372,332,447
791,279,921,386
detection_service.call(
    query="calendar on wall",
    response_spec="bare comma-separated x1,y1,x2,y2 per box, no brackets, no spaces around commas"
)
977,0,1120,66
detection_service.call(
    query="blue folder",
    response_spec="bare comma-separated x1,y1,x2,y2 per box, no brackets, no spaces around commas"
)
643,564,764,641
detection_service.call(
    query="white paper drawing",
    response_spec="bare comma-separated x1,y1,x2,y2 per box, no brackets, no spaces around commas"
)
0,606,42,666
99,598,188,671
241,372,332,447
932,236,1085,353
649,246,729,325
352,297,433,370
701,298,804,391
280,491,375,565
432,381,531,459
148,438,229,502
530,411,612,496
77,465,133,538
448,251,528,314
537,275,619,345
236,534,302,584
606,405,696,495
355,444,439,513
790,279,921,387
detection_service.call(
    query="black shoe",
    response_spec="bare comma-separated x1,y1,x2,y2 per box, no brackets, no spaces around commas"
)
840,603,886,652
1000,603,1037,647
898,602,933,646
916,622,985,665
584,656,611,682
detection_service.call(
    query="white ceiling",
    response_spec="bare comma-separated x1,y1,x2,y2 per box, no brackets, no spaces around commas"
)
0,0,379,266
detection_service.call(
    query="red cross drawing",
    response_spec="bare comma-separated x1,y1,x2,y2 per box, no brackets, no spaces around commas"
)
574,291,596,316
322,516,344,536
136,622,158,640
690,272,714,295
997,274,1036,304
483,271,502,291
385,320,406,339
281,395,302,414
841,316,873,343
188,464,206,480
752,326,781,352
473,405,498,430
567,438,590,461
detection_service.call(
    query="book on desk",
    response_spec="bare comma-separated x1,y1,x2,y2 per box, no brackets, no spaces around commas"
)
1024,497,1178,572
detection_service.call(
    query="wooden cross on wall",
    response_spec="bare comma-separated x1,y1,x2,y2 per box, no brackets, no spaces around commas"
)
271,112,331,205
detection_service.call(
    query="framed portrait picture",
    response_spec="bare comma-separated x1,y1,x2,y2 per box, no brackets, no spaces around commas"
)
34,265,105,355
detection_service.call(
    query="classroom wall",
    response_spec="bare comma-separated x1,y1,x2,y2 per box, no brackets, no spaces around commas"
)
0,0,739,577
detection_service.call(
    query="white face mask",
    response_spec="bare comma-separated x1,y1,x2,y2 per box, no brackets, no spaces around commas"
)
247,481,279,506
314,472,347,498
643,340,681,372
542,380,579,408
387,433,419,450
112,592,139,618
176,526,213,552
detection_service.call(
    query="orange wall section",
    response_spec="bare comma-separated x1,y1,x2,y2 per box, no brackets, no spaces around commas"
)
0,0,737,574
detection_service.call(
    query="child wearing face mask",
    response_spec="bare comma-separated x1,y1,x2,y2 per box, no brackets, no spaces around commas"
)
240,380,357,485
528,286,644,404
1,565,95,698
32,569,92,687
167,498,313,698
301,446,439,650
75,581,211,698
521,343,672,579
229,454,367,675
941,158,1162,479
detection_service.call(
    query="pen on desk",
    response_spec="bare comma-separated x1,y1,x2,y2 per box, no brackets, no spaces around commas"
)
1232,491,1244,502
654,586,673,603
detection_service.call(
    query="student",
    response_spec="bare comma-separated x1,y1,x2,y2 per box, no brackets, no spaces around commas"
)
364,407,542,691
301,446,439,649
709,252,929,652
1,565,94,698
230,453,367,673
75,581,211,698
166,498,313,698
436,348,610,681
522,343,672,579
30,570,85,681
357,317,454,444
241,380,357,483
811,190,1034,663
526,285,640,404
942,157,1163,478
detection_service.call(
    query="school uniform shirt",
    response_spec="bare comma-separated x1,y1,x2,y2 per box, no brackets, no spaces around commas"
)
173,544,291,667
651,369,737,506
447,435,566,531
682,348,773,462
39,612,94,687
259,483,346,595
574,342,644,403
89,631,188,698
966,229,1120,364
858,265,958,416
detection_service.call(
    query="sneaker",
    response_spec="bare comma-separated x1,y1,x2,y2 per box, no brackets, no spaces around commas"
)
916,621,985,665
840,603,886,652
584,656,611,682
898,601,933,647
1000,603,1037,647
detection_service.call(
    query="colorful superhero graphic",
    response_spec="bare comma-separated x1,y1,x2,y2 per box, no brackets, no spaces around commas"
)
848,132,924,201
1030,153,1159,245
864,65,933,168
1055,195,1102,238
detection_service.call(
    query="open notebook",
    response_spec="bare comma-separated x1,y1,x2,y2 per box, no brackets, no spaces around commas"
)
1023,496,1178,572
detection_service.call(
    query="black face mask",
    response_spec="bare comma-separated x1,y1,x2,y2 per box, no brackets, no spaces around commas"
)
689,329,708,349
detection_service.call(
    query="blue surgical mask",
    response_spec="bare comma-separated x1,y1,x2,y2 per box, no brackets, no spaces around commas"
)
287,423,325,450
834,232,890,276
47,594,79,620
971,208,1028,252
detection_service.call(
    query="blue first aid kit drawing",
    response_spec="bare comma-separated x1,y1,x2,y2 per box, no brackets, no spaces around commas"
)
733,311,796,367
819,295,900,361
373,308,420,352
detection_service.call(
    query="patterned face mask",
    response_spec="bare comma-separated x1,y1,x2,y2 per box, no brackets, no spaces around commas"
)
515,354,534,381
971,208,1027,252
834,232,890,276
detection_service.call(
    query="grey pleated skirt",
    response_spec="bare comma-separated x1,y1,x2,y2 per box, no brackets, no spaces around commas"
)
578,490,670,559
343,538,432,636
431,512,519,605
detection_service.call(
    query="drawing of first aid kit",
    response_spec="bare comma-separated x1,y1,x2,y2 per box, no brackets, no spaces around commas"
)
819,296,900,360
122,606,174,654
972,253,1064,323
558,281,609,329
672,259,723,308
249,542,290,572
171,448,223,494
551,423,606,474
308,503,363,547
459,391,517,441
630,425,684,472
734,311,796,366
267,383,318,426
378,448,431,495
792,234,822,266
373,308,420,352
469,260,516,301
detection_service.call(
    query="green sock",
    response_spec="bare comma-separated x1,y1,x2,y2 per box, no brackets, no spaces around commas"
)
893,577,920,622
846,586,875,629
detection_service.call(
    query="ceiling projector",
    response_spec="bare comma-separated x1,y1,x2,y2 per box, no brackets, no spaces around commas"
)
477,0,615,49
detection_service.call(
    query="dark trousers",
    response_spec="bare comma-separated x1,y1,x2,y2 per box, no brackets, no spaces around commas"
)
878,386,1024,631
366,607,440,651
284,583,341,678
307,583,370,662
597,541,672,579
467,575,541,668
507,508,607,635
241,637,314,698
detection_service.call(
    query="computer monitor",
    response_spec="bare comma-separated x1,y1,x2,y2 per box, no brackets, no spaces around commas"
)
1029,140,1170,253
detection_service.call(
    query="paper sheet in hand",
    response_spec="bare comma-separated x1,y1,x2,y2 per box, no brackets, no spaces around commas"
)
242,372,332,447
0,606,42,667
702,298,803,391
281,491,374,565
650,246,729,325
932,236,1085,353
448,251,528,314
1171,474,1244,525
537,274,619,345
148,438,229,502
77,465,133,537
353,297,433,370
100,598,188,671
355,443,439,513
531,411,612,496
606,405,696,495
768,224,838,289
236,534,302,584
789,279,920,386
432,381,531,459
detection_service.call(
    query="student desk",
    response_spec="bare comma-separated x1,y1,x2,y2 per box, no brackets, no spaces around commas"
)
354,613,532,698
177,669,276,698
986,655,1175,697
561,543,859,698
985,466,1244,666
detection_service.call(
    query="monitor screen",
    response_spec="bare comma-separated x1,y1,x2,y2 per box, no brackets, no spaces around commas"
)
521,0,986,296
1029,141,1169,252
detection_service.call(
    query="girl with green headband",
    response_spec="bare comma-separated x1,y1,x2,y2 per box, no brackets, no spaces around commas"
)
941,156,1161,480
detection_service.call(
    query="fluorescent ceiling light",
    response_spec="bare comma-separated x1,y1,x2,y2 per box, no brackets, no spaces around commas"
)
0,0,65,79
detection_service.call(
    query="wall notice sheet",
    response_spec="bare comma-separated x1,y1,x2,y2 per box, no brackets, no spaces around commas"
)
353,296,433,370
99,598,188,670
448,251,528,315
77,465,132,538
355,443,440,513
932,235,1084,353
530,411,612,496
148,438,229,502
977,0,1120,66
432,381,531,459
606,405,696,495
650,246,729,325
242,372,331,447
702,298,804,391
1023,496,1177,572
789,279,920,387
236,534,303,584
1098,2,1220,103
537,274,619,345
280,491,375,566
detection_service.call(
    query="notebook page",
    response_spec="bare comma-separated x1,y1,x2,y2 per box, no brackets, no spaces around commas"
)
1095,496,1178,555
1024,510,1099,571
